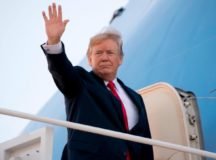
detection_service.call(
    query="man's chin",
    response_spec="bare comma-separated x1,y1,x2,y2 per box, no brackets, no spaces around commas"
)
97,70,115,79
98,68,111,73
100,71,111,76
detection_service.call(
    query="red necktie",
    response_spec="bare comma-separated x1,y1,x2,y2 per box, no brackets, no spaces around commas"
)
107,81,131,160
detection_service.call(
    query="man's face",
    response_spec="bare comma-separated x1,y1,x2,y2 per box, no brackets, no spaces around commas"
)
88,39,123,80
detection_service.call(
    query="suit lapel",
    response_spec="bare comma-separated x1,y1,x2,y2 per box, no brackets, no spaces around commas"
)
117,78,142,113
117,79,144,132
89,72,125,131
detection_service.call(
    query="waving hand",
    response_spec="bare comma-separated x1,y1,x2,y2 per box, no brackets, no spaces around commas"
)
42,3,69,45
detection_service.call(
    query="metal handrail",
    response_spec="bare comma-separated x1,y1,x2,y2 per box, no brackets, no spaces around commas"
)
1,107,216,159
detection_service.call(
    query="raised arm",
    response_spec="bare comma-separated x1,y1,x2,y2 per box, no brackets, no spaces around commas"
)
42,3,69,45
41,3,84,98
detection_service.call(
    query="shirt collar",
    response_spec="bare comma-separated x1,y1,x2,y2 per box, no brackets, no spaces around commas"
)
104,78,118,90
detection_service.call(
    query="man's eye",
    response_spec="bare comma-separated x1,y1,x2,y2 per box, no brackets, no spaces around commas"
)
107,51,114,55
95,51,102,55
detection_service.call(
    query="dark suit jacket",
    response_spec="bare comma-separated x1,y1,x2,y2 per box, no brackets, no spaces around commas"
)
42,43,153,160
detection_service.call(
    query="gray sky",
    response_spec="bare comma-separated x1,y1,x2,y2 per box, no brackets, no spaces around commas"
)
0,0,128,143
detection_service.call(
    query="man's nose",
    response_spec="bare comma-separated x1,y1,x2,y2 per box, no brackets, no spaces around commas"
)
100,52,109,60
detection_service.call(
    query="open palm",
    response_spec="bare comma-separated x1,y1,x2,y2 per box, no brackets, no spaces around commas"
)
42,3,69,44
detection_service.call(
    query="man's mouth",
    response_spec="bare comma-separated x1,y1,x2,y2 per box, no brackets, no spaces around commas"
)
100,64,112,68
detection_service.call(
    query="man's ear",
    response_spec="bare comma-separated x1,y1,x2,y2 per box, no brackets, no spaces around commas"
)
119,55,123,65
87,54,92,66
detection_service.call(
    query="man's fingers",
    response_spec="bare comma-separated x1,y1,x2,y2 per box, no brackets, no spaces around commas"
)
42,11,48,23
43,3,68,26
63,20,69,27
58,5,62,21
52,3,57,18
48,5,53,19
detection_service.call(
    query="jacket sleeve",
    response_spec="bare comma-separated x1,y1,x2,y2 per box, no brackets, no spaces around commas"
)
41,42,82,98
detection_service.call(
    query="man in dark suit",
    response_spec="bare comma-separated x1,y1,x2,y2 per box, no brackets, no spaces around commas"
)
41,3,153,160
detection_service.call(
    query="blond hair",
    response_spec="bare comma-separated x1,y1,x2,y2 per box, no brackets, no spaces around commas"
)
87,27,123,56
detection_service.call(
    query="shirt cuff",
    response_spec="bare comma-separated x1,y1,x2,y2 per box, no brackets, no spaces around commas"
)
42,41,63,54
